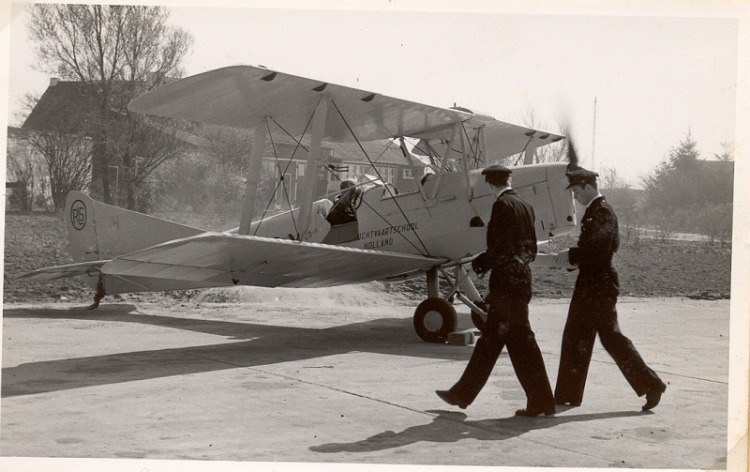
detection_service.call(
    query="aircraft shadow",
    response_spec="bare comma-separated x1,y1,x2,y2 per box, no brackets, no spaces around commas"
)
2,304,471,398
310,409,646,453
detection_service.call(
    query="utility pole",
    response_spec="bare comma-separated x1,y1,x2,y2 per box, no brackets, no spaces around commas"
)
591,96,597,170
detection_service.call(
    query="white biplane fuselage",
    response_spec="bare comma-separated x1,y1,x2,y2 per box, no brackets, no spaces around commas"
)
248,165,574,262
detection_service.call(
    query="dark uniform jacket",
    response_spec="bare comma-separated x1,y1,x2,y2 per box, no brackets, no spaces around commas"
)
472,189,537,304
326,188,359,226
569,196,620,296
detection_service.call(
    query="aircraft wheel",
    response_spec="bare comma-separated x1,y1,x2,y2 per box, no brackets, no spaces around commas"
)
413,297,457,343
470,300,488,333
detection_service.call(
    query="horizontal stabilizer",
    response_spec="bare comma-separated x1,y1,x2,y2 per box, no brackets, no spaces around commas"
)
16,260,109,283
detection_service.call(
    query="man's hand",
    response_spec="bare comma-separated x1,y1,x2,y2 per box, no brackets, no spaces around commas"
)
471,259,486,275
471,254,489,275
554,250,575,269
532,250,576,269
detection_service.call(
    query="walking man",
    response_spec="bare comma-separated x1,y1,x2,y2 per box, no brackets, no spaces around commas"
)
553,167,667,410
436,165,556,417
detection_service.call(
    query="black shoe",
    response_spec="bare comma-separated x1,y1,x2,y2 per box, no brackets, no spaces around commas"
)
515,406,556,417
435,390,468,409
642,382,666,411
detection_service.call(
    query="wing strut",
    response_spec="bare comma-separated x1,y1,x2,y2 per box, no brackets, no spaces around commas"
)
240,122,268,234
458,123,473,198
296,96,329,240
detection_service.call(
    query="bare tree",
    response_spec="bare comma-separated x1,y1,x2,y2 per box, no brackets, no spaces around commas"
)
109,116,189,211
116,7,194,210
599,167,642,240
599,167,628,191
6,148,38,211
520,108,567,163
27,4,193,207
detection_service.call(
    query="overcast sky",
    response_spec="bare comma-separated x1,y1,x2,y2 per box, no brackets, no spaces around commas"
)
3,0,746,186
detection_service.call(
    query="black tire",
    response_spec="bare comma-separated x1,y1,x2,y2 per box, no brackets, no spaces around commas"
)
413,297,457,343
470,300,488,333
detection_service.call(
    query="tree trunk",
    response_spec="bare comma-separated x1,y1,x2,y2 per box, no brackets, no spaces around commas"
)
90,137,111,203
124,152,137,210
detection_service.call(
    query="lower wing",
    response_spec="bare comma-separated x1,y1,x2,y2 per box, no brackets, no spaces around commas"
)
18,232,445,293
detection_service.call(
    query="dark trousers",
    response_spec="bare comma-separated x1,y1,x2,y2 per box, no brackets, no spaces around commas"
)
449,299,555,410
554,289,663,404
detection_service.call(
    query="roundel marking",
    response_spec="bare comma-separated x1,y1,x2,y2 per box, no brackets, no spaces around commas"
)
70,200,87,231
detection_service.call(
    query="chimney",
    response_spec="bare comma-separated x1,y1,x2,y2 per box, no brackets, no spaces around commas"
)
50,78,59,86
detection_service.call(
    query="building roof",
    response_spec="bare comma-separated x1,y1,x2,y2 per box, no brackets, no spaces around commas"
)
7,126,25,140
699,159,734,171
22,80,106,135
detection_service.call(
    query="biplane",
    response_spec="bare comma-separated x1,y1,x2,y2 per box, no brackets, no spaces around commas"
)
17,65,577,343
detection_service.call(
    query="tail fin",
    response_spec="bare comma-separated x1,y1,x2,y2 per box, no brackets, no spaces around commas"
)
66,191,205,263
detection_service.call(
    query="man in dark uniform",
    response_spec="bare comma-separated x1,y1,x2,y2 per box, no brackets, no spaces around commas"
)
553,168,667,410
436,165,556,417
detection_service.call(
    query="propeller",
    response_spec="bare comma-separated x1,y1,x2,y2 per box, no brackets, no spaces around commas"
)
561,124,581,173
566,135,581,172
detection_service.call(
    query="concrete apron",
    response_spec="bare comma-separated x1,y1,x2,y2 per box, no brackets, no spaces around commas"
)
0,297,733,471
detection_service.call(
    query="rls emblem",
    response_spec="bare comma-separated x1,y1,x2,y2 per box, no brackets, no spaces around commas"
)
70,200,87,230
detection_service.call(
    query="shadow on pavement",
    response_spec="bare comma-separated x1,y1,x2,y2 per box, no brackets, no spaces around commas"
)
310,409,646,453
2,304,471,398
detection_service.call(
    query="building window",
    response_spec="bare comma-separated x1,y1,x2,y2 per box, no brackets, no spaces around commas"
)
340,163,399,184
262,160,276,178
403,168,414,179
384,167,395,184
370,166,395,184
275,173,292,209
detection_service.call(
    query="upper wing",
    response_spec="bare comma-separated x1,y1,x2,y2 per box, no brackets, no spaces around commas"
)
128,65,564,156
101,232,444,290
129,65,470,143
482,121,565,162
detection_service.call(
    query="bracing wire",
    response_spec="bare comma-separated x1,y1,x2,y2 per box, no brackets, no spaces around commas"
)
329,99,431,256
322,164,430,256
459,123,482,168
251,112,315,236
265,127,300,235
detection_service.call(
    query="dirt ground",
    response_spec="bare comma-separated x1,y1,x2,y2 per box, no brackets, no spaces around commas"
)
2,212,733,304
